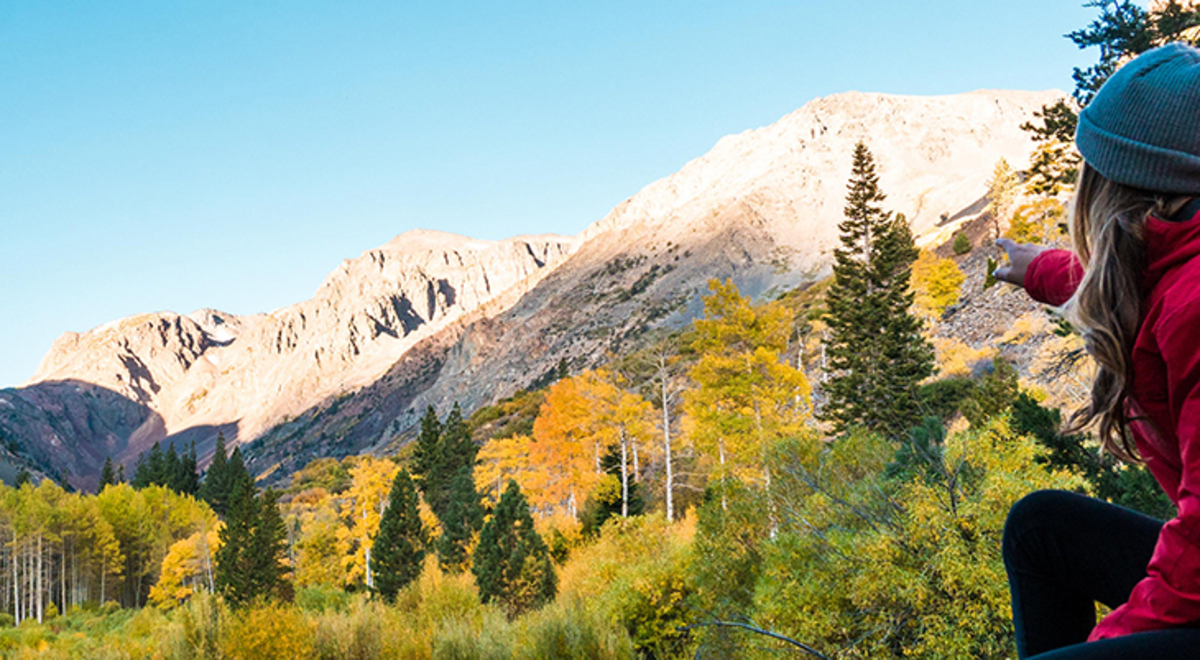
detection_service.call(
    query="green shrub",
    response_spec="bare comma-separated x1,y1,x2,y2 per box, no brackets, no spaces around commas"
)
515,599,633,660
296,585,353,614
953,232,971,254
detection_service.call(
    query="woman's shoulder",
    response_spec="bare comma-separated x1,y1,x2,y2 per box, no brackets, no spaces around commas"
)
1149,256,1200,329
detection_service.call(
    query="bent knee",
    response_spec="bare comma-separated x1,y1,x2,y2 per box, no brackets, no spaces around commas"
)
1003,490,1080,555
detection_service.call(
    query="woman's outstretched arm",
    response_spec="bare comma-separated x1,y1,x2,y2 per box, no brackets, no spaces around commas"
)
995,239,1083,306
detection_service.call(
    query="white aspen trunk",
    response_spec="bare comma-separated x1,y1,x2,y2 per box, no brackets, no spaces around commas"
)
595,442,601,475
60,539,65,616
620,427,629,518
12,537,18,624
568,491,577,520
660,371,674,522
100,554,105,607
36,535,42,623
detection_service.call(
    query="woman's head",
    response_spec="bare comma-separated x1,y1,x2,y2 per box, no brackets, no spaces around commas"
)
1065,42,1200,461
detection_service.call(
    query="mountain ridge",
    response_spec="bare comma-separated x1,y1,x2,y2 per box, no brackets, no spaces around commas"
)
2,88,1064,488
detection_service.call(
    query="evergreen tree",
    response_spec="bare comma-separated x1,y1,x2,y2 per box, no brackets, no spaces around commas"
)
99,457,118,492
436,466,484,573
201,433,230,514
179,442,200,496
472,480,556,617
163,444,182,490
14,468,31,487
215,481,290,605
822,142,933,438
250,488,291,601
429,403,476,518
133,442,167,489
371,470,426,602
215,478,257,605
411,405,442,499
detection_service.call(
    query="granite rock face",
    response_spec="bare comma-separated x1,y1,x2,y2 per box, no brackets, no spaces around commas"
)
3,89,1063,487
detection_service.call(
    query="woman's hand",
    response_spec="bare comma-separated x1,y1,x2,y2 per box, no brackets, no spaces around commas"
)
993,239,1049,289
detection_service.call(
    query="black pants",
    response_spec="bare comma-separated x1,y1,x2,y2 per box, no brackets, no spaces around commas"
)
1003,489,1200,658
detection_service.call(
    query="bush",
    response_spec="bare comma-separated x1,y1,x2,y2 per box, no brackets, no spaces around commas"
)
952,232,971,254
0,614,14,628
223,602,315,660
296,585,353,614
515,599,633,660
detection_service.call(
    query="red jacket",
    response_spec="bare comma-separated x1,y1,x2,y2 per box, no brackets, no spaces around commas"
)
1024,208,1200,641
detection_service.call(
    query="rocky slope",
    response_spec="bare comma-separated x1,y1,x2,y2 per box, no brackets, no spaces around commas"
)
7,233,575,489
1,88,1063,487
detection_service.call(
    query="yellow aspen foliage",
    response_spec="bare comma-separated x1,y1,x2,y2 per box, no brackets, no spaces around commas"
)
933,337,996,378
683,279,812,481
911,250,965,318
530,370,655,518
1005,198,1067,245
337,457,400,587
149,526,221,609
476,434,540,506
287,490,348,588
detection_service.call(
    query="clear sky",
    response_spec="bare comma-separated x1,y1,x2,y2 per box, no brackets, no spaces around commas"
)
1,1,1101,388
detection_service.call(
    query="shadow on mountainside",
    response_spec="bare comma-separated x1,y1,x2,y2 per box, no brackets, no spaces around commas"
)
0,380,240,493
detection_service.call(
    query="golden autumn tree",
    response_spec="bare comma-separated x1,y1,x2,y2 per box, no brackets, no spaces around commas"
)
149,525,221,609
911,250,965,319
684,279,813,485
286,487,349,588
526,370,655,520
338,457,399,589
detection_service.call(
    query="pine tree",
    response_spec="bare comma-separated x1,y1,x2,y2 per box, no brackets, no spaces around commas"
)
250,489,291,601
215,478,257,605
822,143,933,439
133,442,166,489
411,405,442,500
436,466,484,573
371,470,426,602
215,480,290,605
179,442,200,496
201,433,230,514
99,457,118,492
163,444,182,490
472,480,556,617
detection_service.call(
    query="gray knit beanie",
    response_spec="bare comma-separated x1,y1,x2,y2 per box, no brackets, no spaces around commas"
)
1075,42,1200,195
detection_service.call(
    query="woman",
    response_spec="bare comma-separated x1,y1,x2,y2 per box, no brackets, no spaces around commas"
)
997,42,1200,659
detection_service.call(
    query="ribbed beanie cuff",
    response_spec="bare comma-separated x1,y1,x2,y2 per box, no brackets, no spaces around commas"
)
1075,43,1200,195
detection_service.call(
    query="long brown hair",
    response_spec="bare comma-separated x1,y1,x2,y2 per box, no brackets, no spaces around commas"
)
1064,163,1193,461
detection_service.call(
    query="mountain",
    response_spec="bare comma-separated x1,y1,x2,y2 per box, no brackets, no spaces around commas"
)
0,89,1062,489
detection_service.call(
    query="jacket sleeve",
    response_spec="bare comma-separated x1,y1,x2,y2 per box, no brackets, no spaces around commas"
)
1089,300,1200,640
1023,249,1084,307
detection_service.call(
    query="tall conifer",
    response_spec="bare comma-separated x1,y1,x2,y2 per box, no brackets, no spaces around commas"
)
436,466,485,573
822,142,933,438
472,480,556,617
99,457,117,492
412,405,442,496
201,433,230,514
371,470,426,602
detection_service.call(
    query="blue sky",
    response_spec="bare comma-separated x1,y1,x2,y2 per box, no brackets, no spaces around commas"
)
1,1,1100,387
